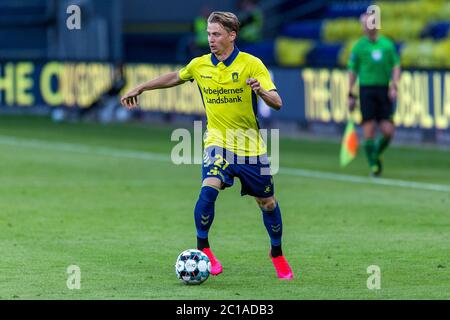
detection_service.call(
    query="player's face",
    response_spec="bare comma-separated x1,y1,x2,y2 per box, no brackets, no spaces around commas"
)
207,23,236,56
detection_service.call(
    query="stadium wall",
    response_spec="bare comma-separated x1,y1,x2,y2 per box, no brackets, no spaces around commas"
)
0,60,449,144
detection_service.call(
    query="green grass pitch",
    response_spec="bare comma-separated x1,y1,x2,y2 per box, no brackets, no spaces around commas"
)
0,115,449,299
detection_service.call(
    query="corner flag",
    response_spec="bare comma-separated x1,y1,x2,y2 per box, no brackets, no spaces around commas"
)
340,118,359,167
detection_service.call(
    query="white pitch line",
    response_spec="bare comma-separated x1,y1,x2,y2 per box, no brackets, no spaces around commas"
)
0,135,169,162
1,135,449,193
279,168,450,193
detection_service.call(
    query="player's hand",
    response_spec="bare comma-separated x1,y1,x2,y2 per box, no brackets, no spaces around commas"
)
348,93,357,112
120,88,141,109
388,85,397,102
246,78,262,95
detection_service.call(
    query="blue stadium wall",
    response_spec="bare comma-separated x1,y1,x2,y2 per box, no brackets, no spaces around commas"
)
0,61,449,144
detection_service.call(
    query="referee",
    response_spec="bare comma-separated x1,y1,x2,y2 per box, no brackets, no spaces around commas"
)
348,12,401,176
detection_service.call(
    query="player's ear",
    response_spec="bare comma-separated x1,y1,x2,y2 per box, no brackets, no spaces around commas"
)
230,31,236,42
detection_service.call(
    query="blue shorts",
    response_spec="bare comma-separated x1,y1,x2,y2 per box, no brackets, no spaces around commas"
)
201,146,274,198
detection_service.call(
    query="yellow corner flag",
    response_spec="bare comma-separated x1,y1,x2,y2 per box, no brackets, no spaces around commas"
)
340,118,359,167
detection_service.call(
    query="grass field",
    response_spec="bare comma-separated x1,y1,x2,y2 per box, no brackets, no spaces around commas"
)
0,115,449,300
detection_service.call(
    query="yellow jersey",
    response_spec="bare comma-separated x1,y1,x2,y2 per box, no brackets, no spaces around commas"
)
179,47,276,156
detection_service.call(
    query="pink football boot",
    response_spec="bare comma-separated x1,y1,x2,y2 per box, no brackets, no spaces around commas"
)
270,254,294,280
201,248,223,275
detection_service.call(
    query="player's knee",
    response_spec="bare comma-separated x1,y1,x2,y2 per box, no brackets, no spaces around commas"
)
257,197,277,211
380,121,395,138
362,121,376,138
385,126,395,139
202,177,223,189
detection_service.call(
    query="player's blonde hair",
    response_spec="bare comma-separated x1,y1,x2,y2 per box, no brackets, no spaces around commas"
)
207,11,240,34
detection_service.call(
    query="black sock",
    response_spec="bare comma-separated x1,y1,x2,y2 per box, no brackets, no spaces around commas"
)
271,245,283,258
197,237,210,250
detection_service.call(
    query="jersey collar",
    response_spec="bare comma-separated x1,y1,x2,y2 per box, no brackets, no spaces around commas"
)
211,46,240,67
364,34,379,43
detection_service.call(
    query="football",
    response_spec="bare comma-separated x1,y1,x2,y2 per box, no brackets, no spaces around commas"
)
175,249,211,285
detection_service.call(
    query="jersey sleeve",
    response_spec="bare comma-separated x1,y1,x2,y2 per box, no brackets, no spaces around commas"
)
252,58,276,91
179,58,196,81
347,44,360,73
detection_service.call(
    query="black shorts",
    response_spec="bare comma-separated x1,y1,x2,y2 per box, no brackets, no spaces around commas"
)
359,85,394,123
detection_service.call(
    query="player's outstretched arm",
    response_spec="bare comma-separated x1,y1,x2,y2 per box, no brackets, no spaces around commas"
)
120,71,185,109
246,78,283,110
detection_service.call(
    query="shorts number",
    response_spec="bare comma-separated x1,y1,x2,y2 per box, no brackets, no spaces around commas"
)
214,154,229,170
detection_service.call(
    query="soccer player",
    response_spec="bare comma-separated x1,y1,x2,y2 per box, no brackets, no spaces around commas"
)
120,11,293,280
348,13,401,176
